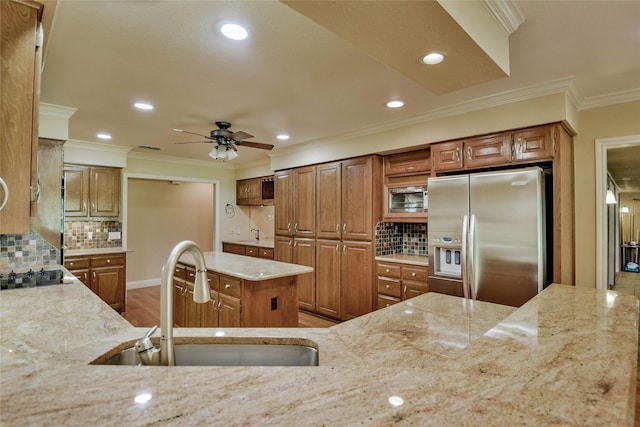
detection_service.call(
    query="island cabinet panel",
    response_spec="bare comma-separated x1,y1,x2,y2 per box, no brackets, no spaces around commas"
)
65,252,126,313
0,0,42,234
464,133,511,169
243,277,298,327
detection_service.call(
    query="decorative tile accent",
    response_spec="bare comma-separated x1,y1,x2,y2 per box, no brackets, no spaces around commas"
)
0,232,60,273
375,222,428,256
63,221,122,250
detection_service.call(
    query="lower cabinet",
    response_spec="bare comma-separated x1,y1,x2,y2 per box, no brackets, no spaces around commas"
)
274,236,316,312
375,260,428,310
316,240,373,321
65,252,126,312
173,262,297,327
222,242,274,259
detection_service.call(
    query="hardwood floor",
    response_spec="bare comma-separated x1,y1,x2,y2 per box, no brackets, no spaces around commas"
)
122,285,338,328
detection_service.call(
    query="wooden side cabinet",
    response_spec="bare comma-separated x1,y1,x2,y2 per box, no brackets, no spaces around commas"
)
65,252,126,312
64,165,121,218
376,260,428,310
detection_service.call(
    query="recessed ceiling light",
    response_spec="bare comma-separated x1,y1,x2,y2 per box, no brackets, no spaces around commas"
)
134,102,154,110
96,133,112,140
420,52,446,65
276,134,290,140
220,23,248,40
386,100,405,108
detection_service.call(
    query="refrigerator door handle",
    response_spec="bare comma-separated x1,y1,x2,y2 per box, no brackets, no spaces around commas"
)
468,214,477,300
461,215,469,299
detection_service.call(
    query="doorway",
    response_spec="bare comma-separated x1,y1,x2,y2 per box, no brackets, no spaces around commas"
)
595,135,640,289
122,174,219,289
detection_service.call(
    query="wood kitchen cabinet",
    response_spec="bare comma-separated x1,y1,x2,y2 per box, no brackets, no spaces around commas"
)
431,140,464,172
222,242,274,259
275,166,316,237
0,0,43,234
236,177,261,204
464,133,511,169
65,252,126,312
64,165,121,218
275,236,316,311
376,260,428,310
384,150,431,177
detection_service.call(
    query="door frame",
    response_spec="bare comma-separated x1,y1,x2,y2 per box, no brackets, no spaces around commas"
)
595,134,640,289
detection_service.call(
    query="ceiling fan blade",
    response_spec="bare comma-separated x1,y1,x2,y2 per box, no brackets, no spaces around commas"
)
237,140,275,150
230,143,239,152
173,128,212,139
174,140,208,144
230,130,253,140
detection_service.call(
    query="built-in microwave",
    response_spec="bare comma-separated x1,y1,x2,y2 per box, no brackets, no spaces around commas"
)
388,186,428,213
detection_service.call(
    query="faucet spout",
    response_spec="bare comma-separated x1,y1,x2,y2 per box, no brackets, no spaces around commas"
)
250,228,260,240
159,240,210,366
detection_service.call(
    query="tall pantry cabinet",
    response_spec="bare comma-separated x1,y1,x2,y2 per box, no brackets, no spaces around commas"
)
275,155,382,321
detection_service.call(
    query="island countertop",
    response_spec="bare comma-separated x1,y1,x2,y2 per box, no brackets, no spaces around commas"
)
0,279,637,425
179,251,313,281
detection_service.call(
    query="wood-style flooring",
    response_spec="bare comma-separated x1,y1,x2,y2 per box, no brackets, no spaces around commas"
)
122,285,338,328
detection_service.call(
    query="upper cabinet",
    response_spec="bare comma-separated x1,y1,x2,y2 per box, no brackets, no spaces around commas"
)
384,150,430,177
64,165,121,218
431,123,561,172
0,0,43,234
236,176,274,206
274,167,316,237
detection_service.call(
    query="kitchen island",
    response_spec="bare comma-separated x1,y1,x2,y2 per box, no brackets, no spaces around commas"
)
0,278,637,425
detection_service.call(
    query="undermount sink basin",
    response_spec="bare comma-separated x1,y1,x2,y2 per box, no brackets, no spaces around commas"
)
93,340,319,367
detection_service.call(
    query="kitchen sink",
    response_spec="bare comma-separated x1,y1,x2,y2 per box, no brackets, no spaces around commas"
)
93,340,319,367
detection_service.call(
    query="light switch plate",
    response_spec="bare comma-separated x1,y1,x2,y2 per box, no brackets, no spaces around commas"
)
108,231,121,240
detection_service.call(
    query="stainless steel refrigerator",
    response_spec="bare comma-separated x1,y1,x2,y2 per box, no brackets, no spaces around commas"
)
427,167,546,307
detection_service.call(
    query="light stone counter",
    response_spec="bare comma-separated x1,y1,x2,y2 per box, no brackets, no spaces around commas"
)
375,253,429,266
65,247,132,256
180,251,313,281
222,238,275,249
0,279,637,425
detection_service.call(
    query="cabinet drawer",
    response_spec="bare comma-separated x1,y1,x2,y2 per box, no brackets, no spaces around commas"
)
403,283,428,300
376,262,401,279
64,257,90,270
377,294,401,310
223,243,246,255
90,254,125,268
185,266,197,284
258,248,274,259
384,150,430,176
220,275,242,299
206,271,220,292
245,246,260,258
401,266,428,282
174,263,187,280
377,278,402,298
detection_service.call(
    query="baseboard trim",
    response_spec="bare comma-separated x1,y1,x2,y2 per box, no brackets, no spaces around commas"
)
127,279,160,290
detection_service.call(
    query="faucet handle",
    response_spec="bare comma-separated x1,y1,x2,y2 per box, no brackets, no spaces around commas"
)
142,325,158,339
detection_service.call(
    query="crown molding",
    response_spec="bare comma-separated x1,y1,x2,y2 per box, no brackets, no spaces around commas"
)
65,139,131,155
40,102,77,118
577,88,640,111
483,0,525,36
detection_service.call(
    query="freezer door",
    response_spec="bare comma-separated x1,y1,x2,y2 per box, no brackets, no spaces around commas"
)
469,168,544,306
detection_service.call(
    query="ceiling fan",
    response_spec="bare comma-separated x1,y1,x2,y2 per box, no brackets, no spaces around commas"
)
173,121,274,160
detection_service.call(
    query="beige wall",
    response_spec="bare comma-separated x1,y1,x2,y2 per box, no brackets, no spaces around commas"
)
573,101,640,287
126,179,214,285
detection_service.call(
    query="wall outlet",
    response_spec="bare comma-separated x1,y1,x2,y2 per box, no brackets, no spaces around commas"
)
108,231,121,240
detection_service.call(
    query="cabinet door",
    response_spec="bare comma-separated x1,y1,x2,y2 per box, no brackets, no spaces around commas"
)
236,179,250,203
431,140,464,171
316,239,342,319
274,170,293,236
184,286,202,327
92,266,125,312
403,282,428,300
245,246,260,258
274,236,293,262
90,167,120,217
316,162,342,239
173,282,186,327
513,125,554,162
384,150,430,176
200,291,219,328
293,166,316,237
70,269,90,287
341,241,373,320
0,1,41,234
219,293,241,327
342,157,374,241
464,133,510,169
63,166,89,217
294,238,316,311
222,242,246,255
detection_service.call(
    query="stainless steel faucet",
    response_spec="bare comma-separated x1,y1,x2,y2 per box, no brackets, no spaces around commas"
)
135,240,210,366
250,228,260,240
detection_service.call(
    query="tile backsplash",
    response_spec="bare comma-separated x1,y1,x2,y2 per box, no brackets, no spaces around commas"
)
0,232,60,273
64,221,122,250
375,222,428,256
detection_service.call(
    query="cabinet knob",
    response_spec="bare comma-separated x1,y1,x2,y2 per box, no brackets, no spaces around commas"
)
225,284,231,289
70,262,74,266
106,259,111,263
385,268,390,273
412,272,416,277
385,284,390,289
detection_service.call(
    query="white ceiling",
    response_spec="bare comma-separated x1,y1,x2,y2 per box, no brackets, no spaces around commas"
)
41,1,640,182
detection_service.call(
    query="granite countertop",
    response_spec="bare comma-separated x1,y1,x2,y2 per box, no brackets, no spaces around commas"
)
222,238,275,249
375,253,429,266
0,278,637,425
65,247,132,256
179,251,313,281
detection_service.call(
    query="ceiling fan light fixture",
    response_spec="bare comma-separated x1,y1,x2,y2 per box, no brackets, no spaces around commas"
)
226,148,239,160
217,146,228,159
420,52,446,65
220,23,248,41
208,146,219,159
606,190,617,204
